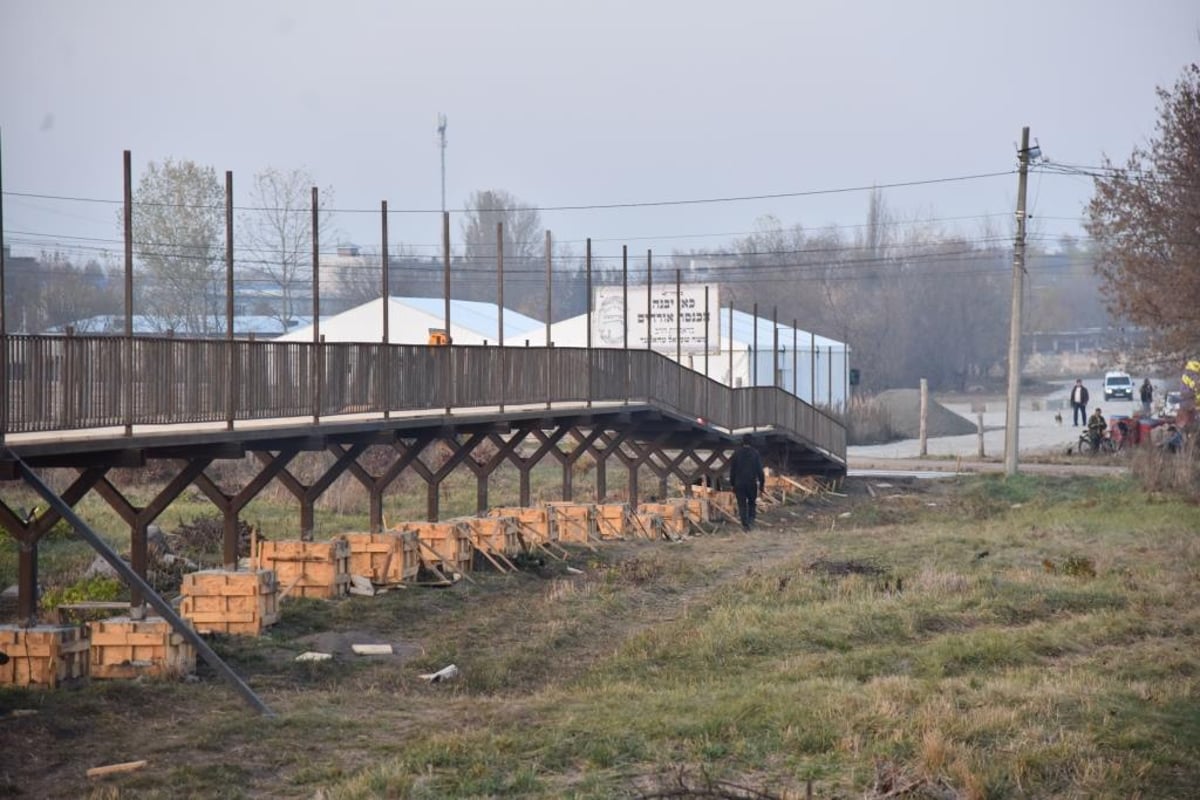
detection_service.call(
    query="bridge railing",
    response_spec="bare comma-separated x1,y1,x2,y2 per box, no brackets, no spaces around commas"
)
1,335,844,461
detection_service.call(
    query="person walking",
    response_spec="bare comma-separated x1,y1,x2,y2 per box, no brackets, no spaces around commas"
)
1070,379,1090,427
1140,378,1154,416
728,435,765,531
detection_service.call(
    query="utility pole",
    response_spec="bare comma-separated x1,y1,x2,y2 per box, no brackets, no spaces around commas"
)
1004,126,1032,476
437,114,448,215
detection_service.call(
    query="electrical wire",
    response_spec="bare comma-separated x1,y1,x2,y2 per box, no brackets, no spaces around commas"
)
1,169,1016,214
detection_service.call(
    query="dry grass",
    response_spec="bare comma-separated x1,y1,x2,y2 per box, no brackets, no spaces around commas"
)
845,394,897,445
1,473,1198,799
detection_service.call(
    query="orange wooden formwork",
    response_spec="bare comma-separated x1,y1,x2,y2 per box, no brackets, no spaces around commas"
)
342,531,420,586
489,506,554,546
179,569,279,636
544,502,597,544
689,486,739,525
637,502,687,538
456,516,521,572
398,521,474,576
631,509,664,540
0,624,89,687
594,503,632,540
88,615,195,680
677,496,712,526
257,539,351,600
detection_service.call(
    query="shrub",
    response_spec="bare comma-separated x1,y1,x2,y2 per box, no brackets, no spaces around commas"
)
38,575,125,613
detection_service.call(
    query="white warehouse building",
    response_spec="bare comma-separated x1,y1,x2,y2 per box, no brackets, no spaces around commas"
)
507,306,849,411
279,291,850,412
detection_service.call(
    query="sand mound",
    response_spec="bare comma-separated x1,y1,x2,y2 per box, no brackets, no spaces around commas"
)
875,389,978,438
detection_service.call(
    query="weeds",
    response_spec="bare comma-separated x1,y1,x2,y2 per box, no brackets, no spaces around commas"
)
845,393,897,445
3,474,1200,799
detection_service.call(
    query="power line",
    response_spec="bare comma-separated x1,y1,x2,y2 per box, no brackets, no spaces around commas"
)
0,169,1016,214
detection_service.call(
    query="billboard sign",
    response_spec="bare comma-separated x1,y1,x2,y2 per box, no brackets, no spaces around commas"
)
592,284,720,354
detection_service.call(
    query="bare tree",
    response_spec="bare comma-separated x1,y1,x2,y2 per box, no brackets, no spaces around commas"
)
128,159,224,334
460,189,547,317
40,252,121,331
240,167,334,330
1086,62,1200,360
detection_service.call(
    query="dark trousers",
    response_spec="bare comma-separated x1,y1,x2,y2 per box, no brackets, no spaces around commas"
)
735,484,758,529
1072,402,1087,426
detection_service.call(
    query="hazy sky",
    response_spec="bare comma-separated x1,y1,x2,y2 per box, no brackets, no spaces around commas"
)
2,0,1197,265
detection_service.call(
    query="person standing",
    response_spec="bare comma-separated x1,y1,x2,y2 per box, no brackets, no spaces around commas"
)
1070,379,1090,427
1140,378,1154,416
728,435,765,531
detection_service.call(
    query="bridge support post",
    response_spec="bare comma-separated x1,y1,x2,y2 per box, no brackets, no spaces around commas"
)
16,541,36,625
94,460,211,612
129,520,148,618
594,455,606,500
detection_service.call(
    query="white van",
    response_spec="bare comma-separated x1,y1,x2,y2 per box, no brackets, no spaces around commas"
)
1103,371,1134,401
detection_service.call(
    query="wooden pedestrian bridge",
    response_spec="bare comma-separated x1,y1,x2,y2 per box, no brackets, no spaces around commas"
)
0,334,845,624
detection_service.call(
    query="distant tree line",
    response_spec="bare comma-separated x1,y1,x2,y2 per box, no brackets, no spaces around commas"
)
5,147,1140,394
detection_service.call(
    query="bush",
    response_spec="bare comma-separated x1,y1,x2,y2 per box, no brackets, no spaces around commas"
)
38,575,126,613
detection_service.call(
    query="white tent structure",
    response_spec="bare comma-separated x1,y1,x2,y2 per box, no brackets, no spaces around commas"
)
508,307,850,410
276,297,542,346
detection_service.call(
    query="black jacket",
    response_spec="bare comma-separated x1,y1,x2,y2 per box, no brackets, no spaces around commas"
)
729,445,765,491
1071,384,1089,406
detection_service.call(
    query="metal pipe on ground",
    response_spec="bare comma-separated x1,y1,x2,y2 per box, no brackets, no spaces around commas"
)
6,451,274,717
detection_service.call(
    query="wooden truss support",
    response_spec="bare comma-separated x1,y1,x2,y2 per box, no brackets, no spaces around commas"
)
192,448,299,567
93,458,213,611
406,432,486,521
506,426,569,507
581,429,627,501
0,467,107,625
260,442,368,540
462,426,532,514
538,427,607,502
607,432,670,503
340,433,435,532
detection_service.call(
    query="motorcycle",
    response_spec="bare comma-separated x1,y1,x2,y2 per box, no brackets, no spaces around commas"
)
1076,428,1117,456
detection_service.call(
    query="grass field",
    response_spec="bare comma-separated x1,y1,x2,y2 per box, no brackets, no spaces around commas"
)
1,472,1198,799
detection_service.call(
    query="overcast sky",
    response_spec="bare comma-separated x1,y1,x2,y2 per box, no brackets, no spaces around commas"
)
2,0,1197,265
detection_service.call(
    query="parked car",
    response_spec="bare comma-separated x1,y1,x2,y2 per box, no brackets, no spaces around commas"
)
1103,371,1134,401
1162,390,1181,417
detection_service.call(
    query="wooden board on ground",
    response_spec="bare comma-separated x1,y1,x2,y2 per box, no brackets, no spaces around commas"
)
0,624,90,687
179,569,279,636
88,615,196,680
257,538,351,600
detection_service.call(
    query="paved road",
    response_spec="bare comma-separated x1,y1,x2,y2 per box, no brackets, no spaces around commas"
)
849,458,1127,478
847,377,1162,475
